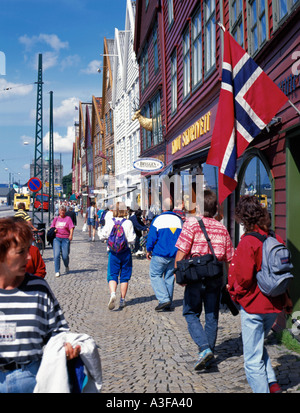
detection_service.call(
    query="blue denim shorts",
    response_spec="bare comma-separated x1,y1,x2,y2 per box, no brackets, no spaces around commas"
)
107,249,132,283
87,218,95,226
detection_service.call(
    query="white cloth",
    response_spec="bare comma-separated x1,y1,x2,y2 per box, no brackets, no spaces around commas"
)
34,332,102,393
99,217,136,244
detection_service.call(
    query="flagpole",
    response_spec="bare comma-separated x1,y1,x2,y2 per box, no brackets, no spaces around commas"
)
217,22,226,32
288,100,300,116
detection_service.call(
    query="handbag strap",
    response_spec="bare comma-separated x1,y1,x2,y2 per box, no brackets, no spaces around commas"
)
198,219,218,261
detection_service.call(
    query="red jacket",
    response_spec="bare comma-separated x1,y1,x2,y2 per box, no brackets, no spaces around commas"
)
26,245,46,278
228,227,286,314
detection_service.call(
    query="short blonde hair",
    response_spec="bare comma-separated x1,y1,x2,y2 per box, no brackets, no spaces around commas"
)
112,202,128,218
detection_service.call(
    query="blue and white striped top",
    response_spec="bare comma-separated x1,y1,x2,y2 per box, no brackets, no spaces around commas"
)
0,274,69,366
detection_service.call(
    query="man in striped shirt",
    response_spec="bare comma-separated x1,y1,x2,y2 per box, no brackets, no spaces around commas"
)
0,217,80,393
14,202,37,231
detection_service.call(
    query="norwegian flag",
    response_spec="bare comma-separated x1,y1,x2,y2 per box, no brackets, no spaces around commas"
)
206,30,288,204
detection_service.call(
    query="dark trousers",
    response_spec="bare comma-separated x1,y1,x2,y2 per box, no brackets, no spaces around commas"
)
183,279,222,353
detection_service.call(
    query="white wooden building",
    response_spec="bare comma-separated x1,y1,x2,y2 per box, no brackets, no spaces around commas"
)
112,0,141,209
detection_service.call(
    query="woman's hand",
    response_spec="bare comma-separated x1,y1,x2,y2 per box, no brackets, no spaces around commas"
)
64,342,81,360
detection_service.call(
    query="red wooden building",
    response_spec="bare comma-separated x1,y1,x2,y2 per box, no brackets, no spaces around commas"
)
134,0,300,311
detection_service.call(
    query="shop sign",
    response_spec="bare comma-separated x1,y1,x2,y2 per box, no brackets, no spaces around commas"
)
172,111,211,155
133,158,164,172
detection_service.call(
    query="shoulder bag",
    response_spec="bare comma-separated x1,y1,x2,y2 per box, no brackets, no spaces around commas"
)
175,219,223,285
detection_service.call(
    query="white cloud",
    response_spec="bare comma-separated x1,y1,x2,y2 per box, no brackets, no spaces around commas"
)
19,34,69,52
19,33,69,71
52,97,79,126
41,51,59,71
0,79,33,100
81,60,101,75
43,125,75,154
61,54,81,71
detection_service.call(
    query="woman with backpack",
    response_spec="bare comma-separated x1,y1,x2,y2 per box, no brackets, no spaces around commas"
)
99,202,136,310
227,195,293,393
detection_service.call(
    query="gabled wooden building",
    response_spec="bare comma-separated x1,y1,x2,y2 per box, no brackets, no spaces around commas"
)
91,95,105,204
101,37,116,203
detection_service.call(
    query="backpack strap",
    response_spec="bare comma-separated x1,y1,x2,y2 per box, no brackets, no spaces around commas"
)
244,232,266,243
198,219,218,261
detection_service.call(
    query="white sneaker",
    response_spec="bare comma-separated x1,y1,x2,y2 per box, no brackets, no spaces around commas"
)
55,272,60,278
92,237,95,242
108,293,116,310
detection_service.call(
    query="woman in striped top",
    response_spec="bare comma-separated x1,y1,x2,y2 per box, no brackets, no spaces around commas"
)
0,218,80,393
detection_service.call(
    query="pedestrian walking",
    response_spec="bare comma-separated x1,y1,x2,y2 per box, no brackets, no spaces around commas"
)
99,202,136,310
174,190,234,370
66,206,77,226
51,205,74,277
85,201,97,241
129,208,149,256
146,198,183,311
227,195,293,393
0,217,80,393
14,202,38,231
26,245,46,278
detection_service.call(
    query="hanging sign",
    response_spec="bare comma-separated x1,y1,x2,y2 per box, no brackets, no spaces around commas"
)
133,158,164,172
28,177,42,193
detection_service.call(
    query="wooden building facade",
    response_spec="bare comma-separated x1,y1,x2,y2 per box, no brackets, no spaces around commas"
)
134,0,300,310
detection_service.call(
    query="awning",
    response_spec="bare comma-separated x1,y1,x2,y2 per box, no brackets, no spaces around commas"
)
103,186,138,202
160,146,210,177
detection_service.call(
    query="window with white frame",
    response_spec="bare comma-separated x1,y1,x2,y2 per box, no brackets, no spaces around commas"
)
141,46,149,91
153,22,159,72
152,94,162,146
183,28,190,99
230,0,244,46
171,49,177,113
133,132,138,163
128,91,132,122
273,0,300,30
129,136,133,167
111,147,114,173
204,0,216,74
192,7,202,89
142,105,152,150
247,0,268,55
168,0,174,26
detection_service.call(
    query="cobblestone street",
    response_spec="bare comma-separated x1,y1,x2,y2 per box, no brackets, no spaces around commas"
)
43,216,300,394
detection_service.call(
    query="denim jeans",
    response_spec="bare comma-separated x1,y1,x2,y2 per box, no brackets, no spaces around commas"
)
0,360,41,393
149,255,175,304
183,279,222,353
240,307,278,393
53,237,70,273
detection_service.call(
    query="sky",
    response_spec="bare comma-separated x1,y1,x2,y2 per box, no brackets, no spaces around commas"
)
0,0,128,187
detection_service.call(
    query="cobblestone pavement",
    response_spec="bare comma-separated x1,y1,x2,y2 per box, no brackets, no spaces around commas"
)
43,216,300,394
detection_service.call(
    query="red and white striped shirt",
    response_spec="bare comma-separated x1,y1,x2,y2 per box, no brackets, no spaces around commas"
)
175,216,234,263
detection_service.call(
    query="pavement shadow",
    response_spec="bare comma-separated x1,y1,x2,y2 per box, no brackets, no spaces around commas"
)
125,294,157,307
214,336,243,362
70,268,98,274
275,354,300,392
